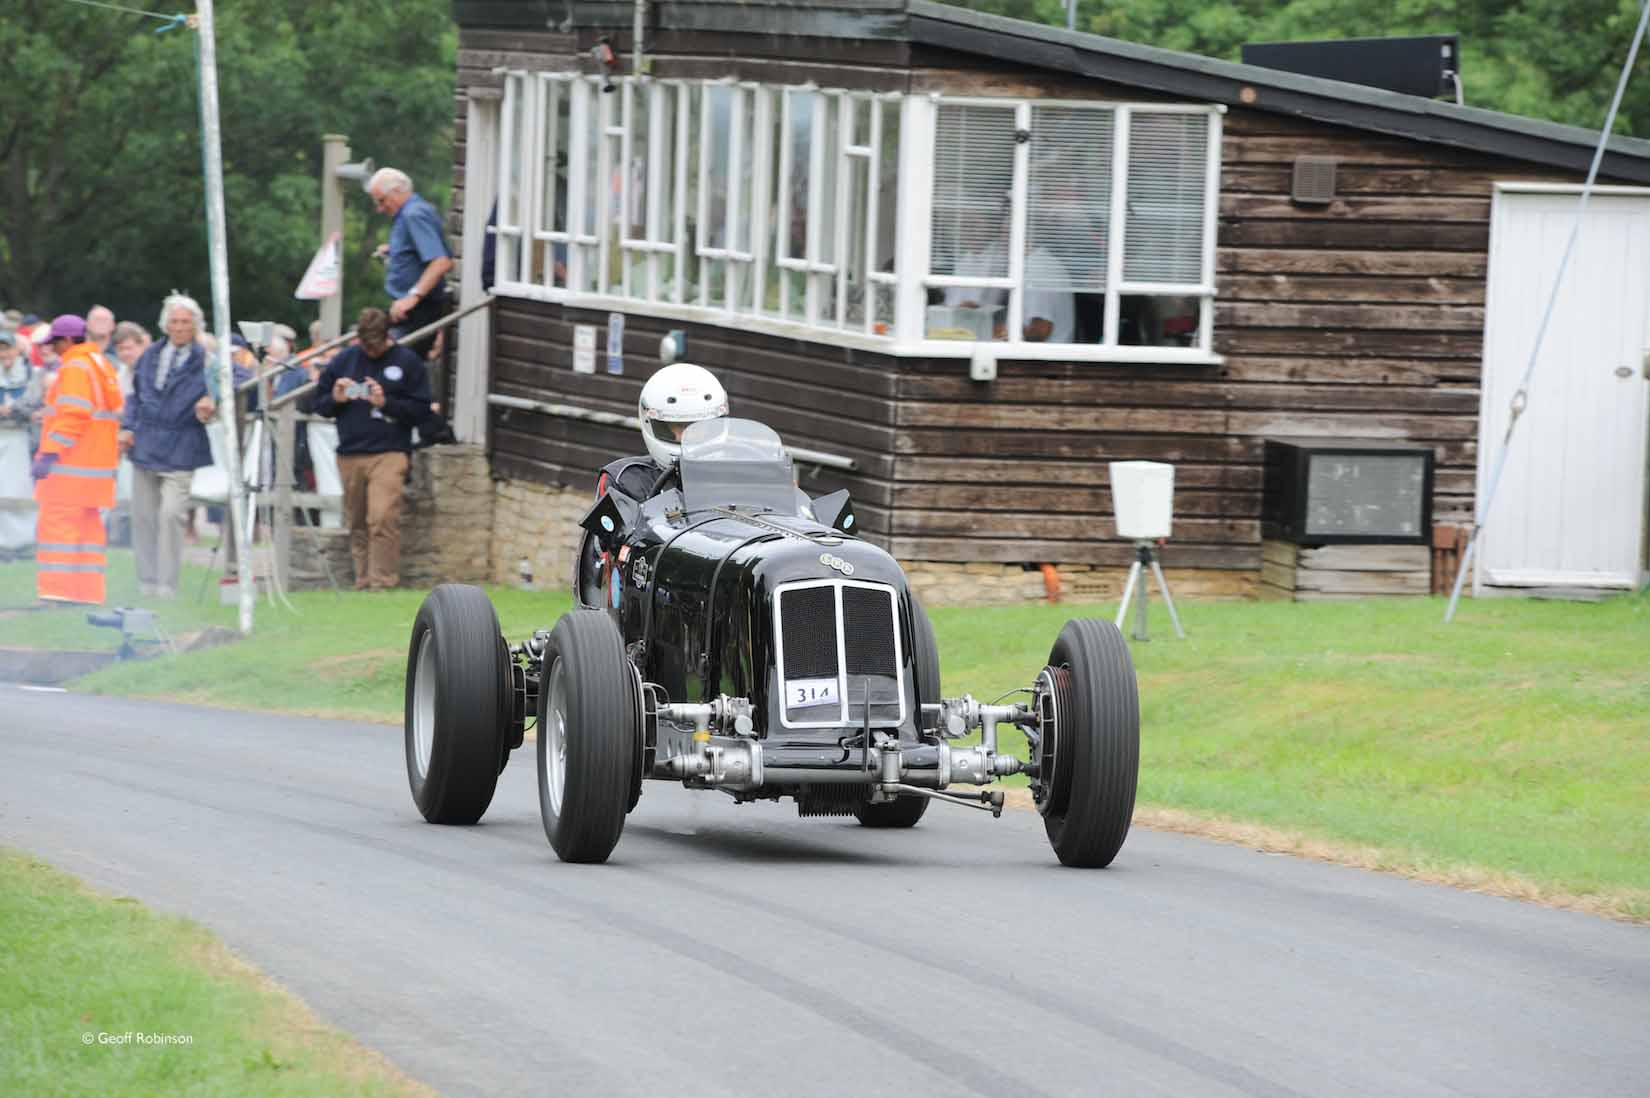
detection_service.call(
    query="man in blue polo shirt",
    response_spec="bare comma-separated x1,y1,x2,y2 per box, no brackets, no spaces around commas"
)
305,308,432,590
368,166,453,357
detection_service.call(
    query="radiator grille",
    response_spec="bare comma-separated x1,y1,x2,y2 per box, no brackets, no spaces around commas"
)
780,585,839,680
843,586,897,676
776,580,905,728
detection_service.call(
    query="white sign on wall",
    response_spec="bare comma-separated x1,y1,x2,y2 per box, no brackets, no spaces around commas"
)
573,324,597,374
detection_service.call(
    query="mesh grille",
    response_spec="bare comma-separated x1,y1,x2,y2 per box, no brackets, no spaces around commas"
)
780,586,838,679
842,586,897,676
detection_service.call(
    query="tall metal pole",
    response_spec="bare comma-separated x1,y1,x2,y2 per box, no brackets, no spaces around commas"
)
195,0,255,635
633,0,648,75
319,134,350,341
1067,0,1078,31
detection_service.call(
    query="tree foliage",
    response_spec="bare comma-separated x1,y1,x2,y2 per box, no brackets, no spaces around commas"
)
10,0,1650,331
949,0,1650,137
2,0,455,335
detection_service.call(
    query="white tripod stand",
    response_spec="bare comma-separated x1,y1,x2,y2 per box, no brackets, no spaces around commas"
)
1114,540,1184,641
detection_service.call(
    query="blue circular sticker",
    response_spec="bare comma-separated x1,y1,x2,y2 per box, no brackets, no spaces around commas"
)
384,365,403,381
600,515,614,532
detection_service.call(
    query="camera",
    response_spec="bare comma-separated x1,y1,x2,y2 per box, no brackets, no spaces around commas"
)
343,381,369,400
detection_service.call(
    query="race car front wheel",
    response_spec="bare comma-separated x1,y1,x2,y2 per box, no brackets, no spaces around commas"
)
538,610,638,864
1039,619,1139,868
405,584,511,824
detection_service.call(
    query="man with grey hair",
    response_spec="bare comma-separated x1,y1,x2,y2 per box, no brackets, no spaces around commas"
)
120,293,219,597
368,166,452,356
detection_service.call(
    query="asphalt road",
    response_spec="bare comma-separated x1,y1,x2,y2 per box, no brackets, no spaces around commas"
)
3,687,1647,1098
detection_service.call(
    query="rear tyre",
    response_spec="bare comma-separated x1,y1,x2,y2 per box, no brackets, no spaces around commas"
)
405,584,511,824
1040,619,1139,868
538,610,639,863
854,592,939,829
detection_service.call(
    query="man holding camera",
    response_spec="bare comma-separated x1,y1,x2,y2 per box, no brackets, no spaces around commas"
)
306,308,431,591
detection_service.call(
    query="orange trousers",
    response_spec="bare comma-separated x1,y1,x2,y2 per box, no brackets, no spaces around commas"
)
36,503,107,604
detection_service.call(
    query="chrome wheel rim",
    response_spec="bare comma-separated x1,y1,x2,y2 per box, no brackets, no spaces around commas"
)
413,630,436,780
547,658,568,815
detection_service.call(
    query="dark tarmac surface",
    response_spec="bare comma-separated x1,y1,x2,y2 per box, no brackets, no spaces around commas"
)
4,686,1647,1098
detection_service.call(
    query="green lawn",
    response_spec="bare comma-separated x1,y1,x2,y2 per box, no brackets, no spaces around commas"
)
4,550,1648,918
0,550,570,722
0,850,428,1098
933,593,1650,918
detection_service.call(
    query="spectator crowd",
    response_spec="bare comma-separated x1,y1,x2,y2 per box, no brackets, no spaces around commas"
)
0,162,457,606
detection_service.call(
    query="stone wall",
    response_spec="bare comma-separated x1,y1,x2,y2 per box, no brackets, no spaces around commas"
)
290,465,1263,604
489,478,589,592
289,444,495,590
479,475,1257,607
905,560,1256,607
401,444,495,588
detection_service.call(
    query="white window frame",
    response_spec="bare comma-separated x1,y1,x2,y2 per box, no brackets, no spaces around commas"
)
492,71,530,289
485,75,1222,365
911,94,1223,364
616,80,684,303
694,81,758,311
530,72,574,292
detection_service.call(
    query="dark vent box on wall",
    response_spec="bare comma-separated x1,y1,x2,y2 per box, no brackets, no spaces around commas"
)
1262,438,1434,545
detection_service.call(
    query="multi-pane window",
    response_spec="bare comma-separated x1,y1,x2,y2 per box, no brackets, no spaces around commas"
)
489,76,1219,362
925,99,1218,353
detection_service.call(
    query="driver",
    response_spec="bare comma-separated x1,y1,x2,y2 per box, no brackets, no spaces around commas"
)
597,362,729,504
580,363,729,608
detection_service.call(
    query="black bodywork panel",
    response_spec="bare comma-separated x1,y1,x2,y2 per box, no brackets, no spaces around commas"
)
579,483,924,750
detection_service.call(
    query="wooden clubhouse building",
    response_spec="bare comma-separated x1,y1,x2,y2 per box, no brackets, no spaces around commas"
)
441,1,1650,601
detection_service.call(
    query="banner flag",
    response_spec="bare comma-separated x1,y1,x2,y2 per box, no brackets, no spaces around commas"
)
294,232,341,300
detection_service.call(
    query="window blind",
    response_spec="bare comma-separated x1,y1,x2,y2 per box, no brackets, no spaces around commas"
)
1025,106,1113,292
1123,113,1208,284
931,104,1016,279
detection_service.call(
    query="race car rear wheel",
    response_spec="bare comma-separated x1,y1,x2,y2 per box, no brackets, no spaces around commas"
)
405,584,511,825
1040,619,1139,868
854,592,939,829
538,610,639,864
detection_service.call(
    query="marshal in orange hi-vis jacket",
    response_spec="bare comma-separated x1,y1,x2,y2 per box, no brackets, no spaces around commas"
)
35,339,124,603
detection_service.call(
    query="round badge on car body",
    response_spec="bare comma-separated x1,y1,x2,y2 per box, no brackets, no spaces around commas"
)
819,552,854,576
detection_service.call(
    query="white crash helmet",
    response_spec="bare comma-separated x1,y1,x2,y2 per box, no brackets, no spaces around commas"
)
638,362,729,466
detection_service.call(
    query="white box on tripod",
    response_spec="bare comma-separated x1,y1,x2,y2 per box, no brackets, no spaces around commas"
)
1110,461,1174,540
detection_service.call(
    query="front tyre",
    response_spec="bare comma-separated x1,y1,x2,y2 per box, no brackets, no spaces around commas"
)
538,610,639,864
1040,619,1139,867
405,584,511,824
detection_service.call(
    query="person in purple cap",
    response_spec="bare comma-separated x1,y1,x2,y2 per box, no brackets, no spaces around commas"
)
32,315,124,604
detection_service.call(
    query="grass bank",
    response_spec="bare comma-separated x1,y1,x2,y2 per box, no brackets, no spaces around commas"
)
0,849,429,1098
0,551,568,722
4,551,1648,918
939,593,1650,920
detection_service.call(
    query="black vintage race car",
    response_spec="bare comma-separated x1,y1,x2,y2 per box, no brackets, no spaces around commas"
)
403,418,1139,866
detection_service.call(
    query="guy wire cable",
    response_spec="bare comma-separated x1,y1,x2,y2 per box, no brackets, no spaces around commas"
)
1445,0,1650,623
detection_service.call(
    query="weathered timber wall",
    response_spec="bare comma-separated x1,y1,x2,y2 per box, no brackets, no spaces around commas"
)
455,30,1602,578
490,300,899,544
